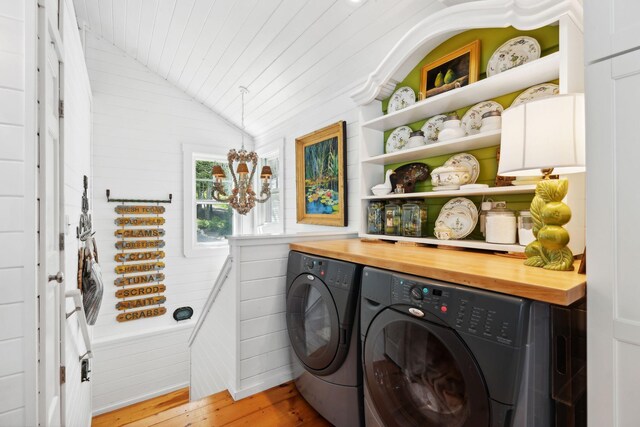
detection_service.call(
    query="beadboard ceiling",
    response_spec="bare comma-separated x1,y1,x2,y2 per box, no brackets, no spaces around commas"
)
72,0,445,136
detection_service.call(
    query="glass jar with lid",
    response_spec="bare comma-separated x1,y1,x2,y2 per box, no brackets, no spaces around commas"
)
517,210,535,246
367,201,385,235
402,201,428,237
485,202,517,244
384,201,402,236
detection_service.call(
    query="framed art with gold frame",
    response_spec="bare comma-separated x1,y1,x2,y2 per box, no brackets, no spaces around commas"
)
420,40,480,99
295,121,347,227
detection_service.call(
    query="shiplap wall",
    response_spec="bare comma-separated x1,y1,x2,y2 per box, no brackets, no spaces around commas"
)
190,233,356,402
0,1,37,425
85,31,244,414
61,1,93,425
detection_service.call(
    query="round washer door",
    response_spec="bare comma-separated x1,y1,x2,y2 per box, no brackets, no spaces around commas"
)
364,308,490,427
286,274,340,374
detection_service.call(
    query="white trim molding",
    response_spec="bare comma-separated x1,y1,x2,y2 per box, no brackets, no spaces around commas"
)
350,0,583,105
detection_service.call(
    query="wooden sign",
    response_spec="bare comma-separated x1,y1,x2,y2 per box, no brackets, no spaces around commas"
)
115,262,165,275
115,284,166,298
115,217,165,226
115,240,165,250
116,296,166,311
114,228,165,238
114,273,164,287
116,307,167,322
115,205,165,215
114,251,165,263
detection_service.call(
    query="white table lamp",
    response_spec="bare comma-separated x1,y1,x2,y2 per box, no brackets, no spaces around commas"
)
498,93,585,271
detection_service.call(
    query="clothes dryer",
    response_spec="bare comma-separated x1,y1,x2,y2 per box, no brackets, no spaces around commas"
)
286,251,363,427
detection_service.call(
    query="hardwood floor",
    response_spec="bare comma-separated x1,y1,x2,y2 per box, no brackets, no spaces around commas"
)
91,382,332,427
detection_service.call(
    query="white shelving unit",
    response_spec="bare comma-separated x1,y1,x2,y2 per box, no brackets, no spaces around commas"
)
357,57,553,252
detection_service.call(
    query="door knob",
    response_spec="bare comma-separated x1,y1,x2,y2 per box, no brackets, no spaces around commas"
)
48,272,64,283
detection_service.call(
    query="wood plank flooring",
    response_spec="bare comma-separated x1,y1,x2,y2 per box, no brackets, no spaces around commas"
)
92,382,331,427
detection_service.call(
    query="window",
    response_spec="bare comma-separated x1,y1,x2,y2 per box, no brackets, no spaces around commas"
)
183,144,235,257
194,159,233,243
255,139,284,234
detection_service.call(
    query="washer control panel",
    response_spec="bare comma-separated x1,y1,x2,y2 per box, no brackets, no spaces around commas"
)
390,273,527,347
301,255,357,291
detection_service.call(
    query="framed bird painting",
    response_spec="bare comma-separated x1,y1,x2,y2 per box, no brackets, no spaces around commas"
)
419,40,480,99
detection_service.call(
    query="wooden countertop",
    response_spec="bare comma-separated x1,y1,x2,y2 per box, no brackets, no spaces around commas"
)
289,239,586,306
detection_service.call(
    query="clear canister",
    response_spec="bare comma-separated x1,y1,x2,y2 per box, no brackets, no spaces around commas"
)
367,201,385,235
384,201,402,236
485,203,517,244
402,201,428,237
518,210,536,246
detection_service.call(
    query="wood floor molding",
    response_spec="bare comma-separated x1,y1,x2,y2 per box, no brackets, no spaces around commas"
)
91,382,330,426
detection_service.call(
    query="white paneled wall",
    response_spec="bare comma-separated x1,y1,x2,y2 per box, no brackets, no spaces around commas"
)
0,1,37,425
254,92,361,233
85,32,244,413
190,233,356,402
61,1,93,425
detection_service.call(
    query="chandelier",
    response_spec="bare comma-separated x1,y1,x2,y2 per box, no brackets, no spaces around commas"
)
210,86,272,215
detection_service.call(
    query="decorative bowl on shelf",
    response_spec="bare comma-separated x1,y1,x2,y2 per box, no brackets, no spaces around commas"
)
431,165,472,189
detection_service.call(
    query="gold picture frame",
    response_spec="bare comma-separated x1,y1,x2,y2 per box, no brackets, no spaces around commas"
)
295,121,347,227
419,40,480,99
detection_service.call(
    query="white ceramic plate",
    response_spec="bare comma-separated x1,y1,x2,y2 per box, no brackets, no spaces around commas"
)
385,126,413,153
510,83,559,107
461,101,504,135
435,209,476,240
421,115,447,144
444,153,480,184
388,86,416,113
440,197,479,222
487,36,541,77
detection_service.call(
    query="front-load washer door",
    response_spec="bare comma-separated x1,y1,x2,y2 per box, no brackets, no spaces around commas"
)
287,274,342,375
364,308,490,427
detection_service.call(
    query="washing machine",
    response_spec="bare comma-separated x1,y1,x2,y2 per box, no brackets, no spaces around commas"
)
361,267,551,427
286,251,364,427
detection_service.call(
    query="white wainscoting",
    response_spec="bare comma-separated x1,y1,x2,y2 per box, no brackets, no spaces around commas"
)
189,232,356,402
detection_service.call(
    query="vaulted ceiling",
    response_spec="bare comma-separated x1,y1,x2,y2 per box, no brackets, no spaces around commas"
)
72,0,446,136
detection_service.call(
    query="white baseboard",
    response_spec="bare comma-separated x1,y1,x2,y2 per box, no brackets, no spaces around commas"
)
92,381,189,416
231,371,294,401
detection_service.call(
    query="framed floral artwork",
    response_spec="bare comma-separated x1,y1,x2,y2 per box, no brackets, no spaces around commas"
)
295,121,347,227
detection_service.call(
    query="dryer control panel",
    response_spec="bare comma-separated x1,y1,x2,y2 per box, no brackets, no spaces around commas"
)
389,274,528,348
294,252,359,292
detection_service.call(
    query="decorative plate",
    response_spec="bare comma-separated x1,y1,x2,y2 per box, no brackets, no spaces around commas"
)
435,209,476,240
461,101,503,135
385,126,413,153
486,36,541,77
444,153,480,184
440,197,479,223
421,115,447,144
388,86,416,113
510,83,560,107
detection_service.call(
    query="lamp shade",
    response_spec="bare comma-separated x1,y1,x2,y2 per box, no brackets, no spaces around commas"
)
211,165,226,178
260,165,272,179
236,162,249,175
498,93,585,176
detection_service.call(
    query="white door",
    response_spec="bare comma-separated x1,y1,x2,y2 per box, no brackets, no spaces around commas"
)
38,1,64,425
586,49,640,426
585,0,640,64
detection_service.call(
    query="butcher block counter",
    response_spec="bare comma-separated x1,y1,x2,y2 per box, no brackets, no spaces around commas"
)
289,239,586,306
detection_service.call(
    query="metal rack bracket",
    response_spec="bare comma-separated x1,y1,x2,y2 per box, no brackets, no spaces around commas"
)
106,189,172,204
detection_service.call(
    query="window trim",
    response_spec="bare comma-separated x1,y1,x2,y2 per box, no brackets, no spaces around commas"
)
255,138,285,234
183,143,233,258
